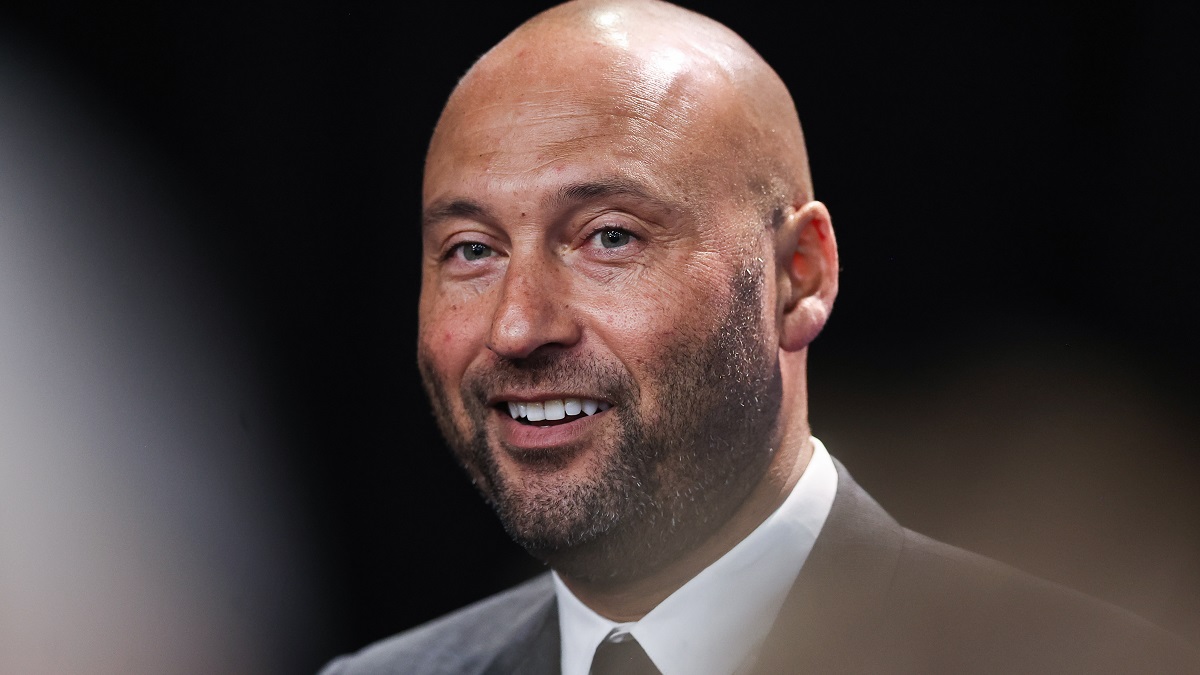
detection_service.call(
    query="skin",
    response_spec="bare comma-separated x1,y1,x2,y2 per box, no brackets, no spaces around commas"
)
418,0,839,621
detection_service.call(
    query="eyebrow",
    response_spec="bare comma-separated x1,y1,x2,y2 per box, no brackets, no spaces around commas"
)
422,199,492,230
421,177,674,230
551,177,661,208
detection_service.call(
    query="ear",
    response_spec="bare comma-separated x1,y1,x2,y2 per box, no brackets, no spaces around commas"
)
775,200,838,352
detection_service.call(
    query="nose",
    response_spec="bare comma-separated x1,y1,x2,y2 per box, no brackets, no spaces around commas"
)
486,253,581,359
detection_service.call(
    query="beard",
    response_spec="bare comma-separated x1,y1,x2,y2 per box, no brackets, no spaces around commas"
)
418,263,782,585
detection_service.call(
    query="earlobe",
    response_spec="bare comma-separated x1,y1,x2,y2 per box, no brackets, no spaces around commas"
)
777,201,838,352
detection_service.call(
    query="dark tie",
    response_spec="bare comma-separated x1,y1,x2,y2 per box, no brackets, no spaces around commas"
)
588,632,661,675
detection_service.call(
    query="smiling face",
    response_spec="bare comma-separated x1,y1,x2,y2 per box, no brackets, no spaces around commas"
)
417,2,818,584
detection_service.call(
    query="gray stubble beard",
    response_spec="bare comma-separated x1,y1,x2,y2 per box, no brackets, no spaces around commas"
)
418,263,782,586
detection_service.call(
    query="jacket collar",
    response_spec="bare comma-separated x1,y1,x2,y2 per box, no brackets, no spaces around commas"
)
753,458,906,672
481,459,905,675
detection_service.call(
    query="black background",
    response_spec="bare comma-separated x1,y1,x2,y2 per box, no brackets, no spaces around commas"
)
2,1,1198,672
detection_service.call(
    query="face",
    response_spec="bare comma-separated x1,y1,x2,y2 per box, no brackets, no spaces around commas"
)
418,45,785,583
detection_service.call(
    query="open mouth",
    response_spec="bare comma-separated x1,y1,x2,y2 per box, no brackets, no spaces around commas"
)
498,397,611,427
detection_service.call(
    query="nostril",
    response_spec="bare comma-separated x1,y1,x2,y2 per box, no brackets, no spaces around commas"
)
486,271,583,359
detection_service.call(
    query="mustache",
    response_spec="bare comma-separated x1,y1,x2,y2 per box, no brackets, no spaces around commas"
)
463,350,637,404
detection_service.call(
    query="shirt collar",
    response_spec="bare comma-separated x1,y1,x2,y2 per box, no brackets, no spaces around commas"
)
553,437,838,675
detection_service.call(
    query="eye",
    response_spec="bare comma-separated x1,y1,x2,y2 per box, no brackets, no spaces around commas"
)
594,228,633,249
454,242,494,261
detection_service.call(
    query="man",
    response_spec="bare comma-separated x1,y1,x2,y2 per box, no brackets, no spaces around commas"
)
323,1,1198,673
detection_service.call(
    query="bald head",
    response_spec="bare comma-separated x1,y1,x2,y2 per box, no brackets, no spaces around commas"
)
418,0,839,592
426,0,812,219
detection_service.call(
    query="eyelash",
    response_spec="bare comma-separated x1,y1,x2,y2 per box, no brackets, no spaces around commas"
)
440,223,638,263
443,241,494,261
586,225,637,250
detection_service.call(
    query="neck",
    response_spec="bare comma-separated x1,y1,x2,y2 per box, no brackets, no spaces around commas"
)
557,418,814,622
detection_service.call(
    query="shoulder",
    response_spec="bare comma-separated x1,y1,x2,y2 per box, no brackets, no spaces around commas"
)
319,573,556,675
882,528,1199,673
787,459,1199,673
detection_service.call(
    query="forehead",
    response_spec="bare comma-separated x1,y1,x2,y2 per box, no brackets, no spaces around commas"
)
424,44,739,210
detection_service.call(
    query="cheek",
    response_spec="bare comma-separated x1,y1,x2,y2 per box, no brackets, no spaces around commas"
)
591,300,687,363
418,294,489,387
581,260,728,372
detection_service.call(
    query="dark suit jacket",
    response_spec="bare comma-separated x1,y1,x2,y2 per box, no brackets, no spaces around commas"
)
322,460,1198,674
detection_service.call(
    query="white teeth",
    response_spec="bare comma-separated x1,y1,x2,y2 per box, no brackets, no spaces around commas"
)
544,399,566,420
505,397,608,420
525,401,545,422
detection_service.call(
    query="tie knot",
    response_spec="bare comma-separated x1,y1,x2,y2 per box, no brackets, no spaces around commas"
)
589,631,661,675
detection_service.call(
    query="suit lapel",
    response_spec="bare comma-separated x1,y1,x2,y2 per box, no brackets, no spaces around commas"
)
753,458,906,673
478,461,905,674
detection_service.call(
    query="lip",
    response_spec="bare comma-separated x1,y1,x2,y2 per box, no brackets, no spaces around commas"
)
492,405,609,451
485,392,613,406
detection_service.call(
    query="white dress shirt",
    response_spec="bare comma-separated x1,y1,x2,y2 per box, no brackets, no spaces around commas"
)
552,437,838,675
